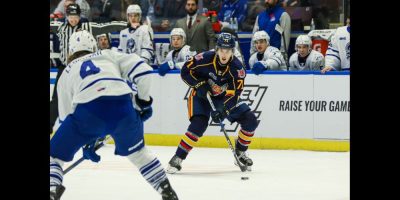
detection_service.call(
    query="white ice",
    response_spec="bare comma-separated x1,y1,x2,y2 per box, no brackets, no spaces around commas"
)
61,145,349,200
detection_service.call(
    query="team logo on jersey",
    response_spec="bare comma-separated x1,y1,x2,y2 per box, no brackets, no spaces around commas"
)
269,13,275,21
339,37,346,40
195,53,204,61
127,38,136,53
122,34,127,38
237,69,245,78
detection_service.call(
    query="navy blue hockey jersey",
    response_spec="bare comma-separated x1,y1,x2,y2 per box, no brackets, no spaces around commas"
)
181,51,246,113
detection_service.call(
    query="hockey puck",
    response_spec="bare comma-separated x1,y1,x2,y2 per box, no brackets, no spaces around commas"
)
241,177,249,180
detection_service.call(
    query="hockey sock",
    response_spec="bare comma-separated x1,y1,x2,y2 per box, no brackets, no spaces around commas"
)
176,131,199,159
50,157,64,191
127,147,168,193
236,129,255,151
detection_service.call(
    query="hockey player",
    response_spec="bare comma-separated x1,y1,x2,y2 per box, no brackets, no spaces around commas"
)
158,28,197,76
118,4,154,64
321,24,350,73
49,30,178,200
288,35,325,71
249,30,287,74
166,33,259,173
96,33,112,50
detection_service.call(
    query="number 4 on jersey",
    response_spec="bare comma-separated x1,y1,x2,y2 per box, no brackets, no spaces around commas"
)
80,60,100,79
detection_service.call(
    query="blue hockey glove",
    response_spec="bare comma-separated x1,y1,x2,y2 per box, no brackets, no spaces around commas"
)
135,94,153,122
251,62,266,75
211,106,228,123
158,61,174,76
194,81,212,99
82,138,101,163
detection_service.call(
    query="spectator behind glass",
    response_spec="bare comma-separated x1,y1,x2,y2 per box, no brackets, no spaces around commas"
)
241,0,264,31
217,0,248,31
174,0,216,53
52,0,91,20
198,0,222,13
92,0,148,23
152,0,187,32
252,0,291,61
321,21,350,73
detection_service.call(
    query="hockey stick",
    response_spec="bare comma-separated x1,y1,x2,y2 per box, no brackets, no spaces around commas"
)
206,93,247,172
63,135,111,175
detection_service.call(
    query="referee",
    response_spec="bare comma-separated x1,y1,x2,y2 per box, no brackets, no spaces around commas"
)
50,3,92,134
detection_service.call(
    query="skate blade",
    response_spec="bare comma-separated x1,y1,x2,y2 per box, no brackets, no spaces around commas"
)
234,161,252,171
166,165,179,174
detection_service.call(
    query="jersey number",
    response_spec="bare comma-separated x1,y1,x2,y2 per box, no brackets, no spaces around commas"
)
237,80,244,90
80,60,100,79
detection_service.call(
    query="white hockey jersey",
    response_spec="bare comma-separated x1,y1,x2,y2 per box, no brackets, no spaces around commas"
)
249,46,287,70
289,50,325,71
57,50,153,122
325,26,350,70
118,25,154,64
164,45,196,69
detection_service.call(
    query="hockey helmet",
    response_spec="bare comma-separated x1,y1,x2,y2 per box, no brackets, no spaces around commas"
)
295,35,312,53
69,30,97,55
252,31,270,45
170,28,186,44
216,32,235,49
66,3,81,16
126,4,142,21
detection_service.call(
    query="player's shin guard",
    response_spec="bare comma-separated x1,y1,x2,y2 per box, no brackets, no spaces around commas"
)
127,146,177,199
236,129,255,152
176,131,199,159
50,157,66,200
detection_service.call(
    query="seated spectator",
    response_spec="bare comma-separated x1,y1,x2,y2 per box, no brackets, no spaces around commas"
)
158,28,197,76
154,0,188,32
118,4,155,64
249,30,287,74
321,23,350,73
92,0,148,23
217,0,248,31
51,0,91,20
289,35,324,71
241,0,264,32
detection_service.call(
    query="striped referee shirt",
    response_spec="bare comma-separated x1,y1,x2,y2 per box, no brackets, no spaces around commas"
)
57,20,92,65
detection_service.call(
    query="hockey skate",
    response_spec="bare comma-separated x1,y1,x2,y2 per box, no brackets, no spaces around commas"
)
234,149,253,171
166,155,183,174
159,179,179,200
50,185,65,200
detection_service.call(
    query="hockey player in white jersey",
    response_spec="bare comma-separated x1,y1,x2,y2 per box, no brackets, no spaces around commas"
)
249,30,287,74
49,31,178,200
289,35,325,71
118,4,154,64
158,28,197,76
321,24,350,73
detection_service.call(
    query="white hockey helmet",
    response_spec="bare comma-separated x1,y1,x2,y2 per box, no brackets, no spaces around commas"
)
69,30,97,55
170,28,186,44
295,35,312,53
126,4,142,21
252,31,270,45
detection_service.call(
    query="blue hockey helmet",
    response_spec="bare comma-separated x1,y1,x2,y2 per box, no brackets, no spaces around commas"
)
216,32,235,49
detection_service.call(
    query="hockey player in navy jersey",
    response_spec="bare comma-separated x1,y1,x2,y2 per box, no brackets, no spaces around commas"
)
166,33,259,173
49,30,178,200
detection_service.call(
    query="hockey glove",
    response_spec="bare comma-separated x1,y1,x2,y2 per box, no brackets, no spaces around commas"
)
82,138,102,163
211,106,228,123
135,94,153,122
194,81,212,99
251,62,266,75
158,61,175,76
